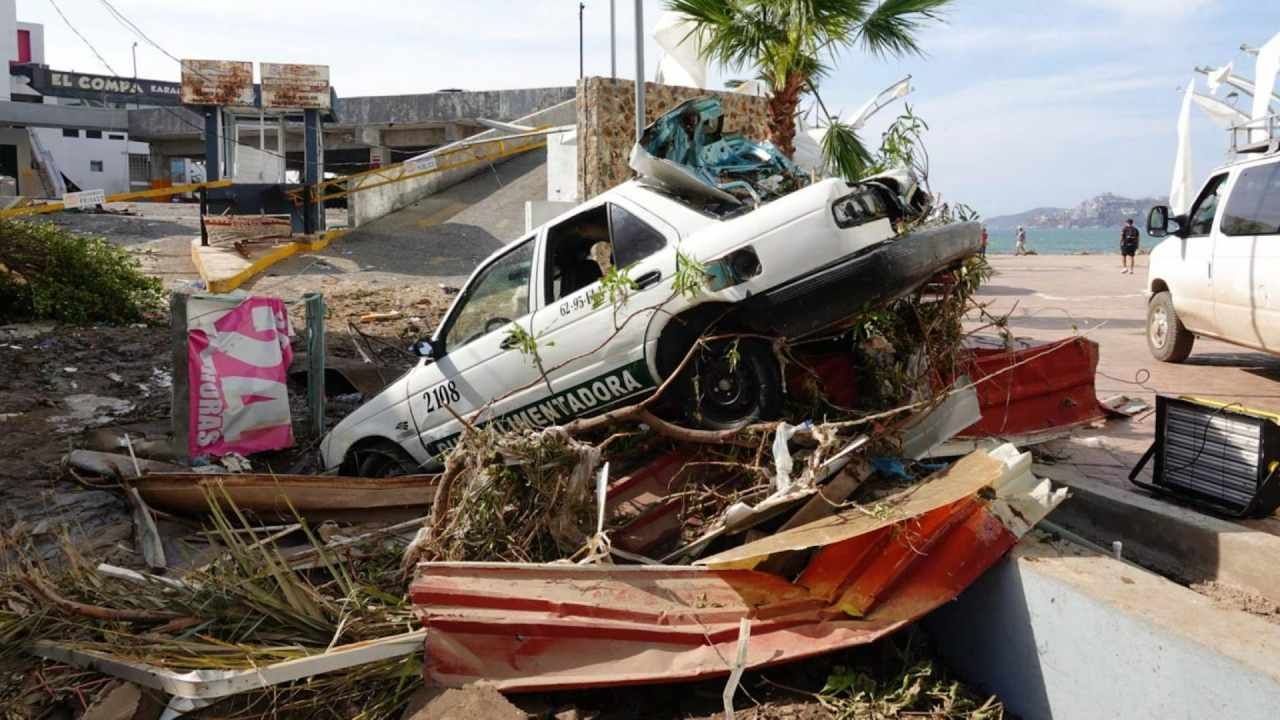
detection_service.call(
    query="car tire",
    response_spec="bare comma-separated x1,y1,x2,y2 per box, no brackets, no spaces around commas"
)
681,338,783,430
351,441,421,478
1147,291,1194,363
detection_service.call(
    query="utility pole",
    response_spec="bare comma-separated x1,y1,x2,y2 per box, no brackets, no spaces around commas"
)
634,0,644,140
579,2,585,79
610,0,616,78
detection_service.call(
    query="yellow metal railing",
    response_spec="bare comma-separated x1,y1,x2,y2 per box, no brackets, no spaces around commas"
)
287,127,554,204
0,179,234,220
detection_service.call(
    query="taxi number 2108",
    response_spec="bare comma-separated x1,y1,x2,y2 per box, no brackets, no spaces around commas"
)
422,380,460,413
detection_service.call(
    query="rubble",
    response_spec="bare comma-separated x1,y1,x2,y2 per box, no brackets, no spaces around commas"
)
0,96,1121,720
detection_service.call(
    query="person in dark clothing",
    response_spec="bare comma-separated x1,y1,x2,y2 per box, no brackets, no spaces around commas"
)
1120,218,1140,274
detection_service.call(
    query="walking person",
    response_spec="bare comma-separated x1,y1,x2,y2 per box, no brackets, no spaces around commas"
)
980,226,989,257
1120,218,1140,274
1015,226,1028,256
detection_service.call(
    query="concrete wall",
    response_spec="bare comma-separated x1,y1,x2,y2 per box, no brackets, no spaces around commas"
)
0,0,16,101
32,127,133,195
525,200,575,233
335,87,575,128
575,77,770,200
348,98,577,228
17,21,43,63
546,129,577,202
927,538,1280,719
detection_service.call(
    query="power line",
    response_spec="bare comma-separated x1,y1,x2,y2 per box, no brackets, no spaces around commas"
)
48,0,120,77
47,0,293,164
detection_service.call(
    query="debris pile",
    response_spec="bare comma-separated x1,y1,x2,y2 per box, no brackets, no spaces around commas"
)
0,98,1116,719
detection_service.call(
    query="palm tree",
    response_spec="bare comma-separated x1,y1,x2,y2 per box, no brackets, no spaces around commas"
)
666,0,951,166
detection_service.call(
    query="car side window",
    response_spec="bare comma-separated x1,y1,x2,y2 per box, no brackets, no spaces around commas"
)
545,205,610,303
441,238,534,352
1188,174,1227,237
1221,162,1280,237
609,204,667,268
543,203,668,303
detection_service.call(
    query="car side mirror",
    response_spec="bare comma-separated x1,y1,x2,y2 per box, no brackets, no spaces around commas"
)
411,338,440,360
1147,206,1170,238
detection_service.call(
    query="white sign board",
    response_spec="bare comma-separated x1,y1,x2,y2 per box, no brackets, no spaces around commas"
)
63,189,106,209
260,63,331,110
180,59,254,106
405,156,439,174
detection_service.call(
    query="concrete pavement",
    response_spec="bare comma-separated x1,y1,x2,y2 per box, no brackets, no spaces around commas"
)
976,253,1280,602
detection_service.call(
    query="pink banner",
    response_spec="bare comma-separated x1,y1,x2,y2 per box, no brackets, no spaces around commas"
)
187,296,294,458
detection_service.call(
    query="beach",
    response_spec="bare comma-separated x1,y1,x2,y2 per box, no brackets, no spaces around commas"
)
982,227,1139,255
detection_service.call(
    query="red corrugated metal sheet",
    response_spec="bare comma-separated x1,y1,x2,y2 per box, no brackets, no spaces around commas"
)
961,336,1106,437
410,448,1057,691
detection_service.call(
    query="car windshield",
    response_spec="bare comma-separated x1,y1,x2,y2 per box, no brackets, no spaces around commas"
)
442,238,534,351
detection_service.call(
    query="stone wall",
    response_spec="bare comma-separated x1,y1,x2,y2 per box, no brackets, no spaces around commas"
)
576,77,770,200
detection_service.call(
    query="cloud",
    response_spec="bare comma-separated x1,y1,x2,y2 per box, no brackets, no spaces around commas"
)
926,27,1137,54
1073,0,1218,17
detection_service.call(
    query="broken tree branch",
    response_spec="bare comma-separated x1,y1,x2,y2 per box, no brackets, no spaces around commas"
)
21,573,184,624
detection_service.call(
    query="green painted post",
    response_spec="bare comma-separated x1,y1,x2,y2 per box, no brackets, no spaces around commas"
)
304,292,325,438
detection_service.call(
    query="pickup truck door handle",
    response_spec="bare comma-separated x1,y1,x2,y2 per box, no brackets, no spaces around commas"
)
635,270,662,289
500,335,518,350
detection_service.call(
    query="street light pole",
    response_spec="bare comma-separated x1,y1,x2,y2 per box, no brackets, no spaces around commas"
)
634,0,644,140
579,2,585,80
131,41,139,109
609,0,616,78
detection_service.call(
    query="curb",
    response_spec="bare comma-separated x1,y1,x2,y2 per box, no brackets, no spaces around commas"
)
190,228,350,294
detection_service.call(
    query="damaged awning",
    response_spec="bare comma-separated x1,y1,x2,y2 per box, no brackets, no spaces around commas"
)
409,444,1065,691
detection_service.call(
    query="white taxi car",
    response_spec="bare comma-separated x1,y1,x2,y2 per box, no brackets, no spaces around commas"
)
321,99,980,475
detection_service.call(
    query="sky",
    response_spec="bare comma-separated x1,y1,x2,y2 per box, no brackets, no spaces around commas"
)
14,0,1280,216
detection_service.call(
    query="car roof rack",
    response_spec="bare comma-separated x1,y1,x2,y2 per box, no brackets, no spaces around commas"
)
1229,113,1280,156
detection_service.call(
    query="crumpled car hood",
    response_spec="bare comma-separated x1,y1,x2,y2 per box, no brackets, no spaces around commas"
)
629,95,808,207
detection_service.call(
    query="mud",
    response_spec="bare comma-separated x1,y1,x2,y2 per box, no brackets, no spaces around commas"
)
1192,580,1280,625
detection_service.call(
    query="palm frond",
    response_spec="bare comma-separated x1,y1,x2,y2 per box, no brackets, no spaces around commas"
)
821,121,875,180
856,0,953,57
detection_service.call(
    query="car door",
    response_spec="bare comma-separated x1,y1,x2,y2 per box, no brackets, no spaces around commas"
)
411,236,544,457
1213,159,1280,352
520,198,679,420
1172,173,1228,333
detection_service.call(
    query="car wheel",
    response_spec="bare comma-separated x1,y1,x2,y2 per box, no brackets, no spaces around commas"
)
351,441,421,478
1147,291,1194,363
682,338,783,430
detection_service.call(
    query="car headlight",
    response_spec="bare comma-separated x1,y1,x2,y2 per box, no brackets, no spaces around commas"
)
705,247,762,291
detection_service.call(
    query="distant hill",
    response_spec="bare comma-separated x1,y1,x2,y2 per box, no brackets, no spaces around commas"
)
987,193,1164,230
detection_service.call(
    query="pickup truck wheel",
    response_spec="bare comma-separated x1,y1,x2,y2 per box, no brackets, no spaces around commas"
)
1147,291,1194,363
352,442,421,478
683,338,783,430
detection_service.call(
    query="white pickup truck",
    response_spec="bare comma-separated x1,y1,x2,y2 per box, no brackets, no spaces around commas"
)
321,98,980,475
1145,144,1280,362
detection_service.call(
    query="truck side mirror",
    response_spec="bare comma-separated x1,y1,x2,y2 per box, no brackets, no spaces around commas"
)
1147,206,1170,238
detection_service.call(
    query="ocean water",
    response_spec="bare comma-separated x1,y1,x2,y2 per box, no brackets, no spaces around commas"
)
983,227,1140,255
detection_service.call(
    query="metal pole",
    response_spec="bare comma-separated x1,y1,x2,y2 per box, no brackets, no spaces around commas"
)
131,42,139,110
203,106,220,181
304,292,326,439
303,108,323,233
610,0,616,78
579,2,585,80
169,292,190,465
198,186,209,247
634,0,645,140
